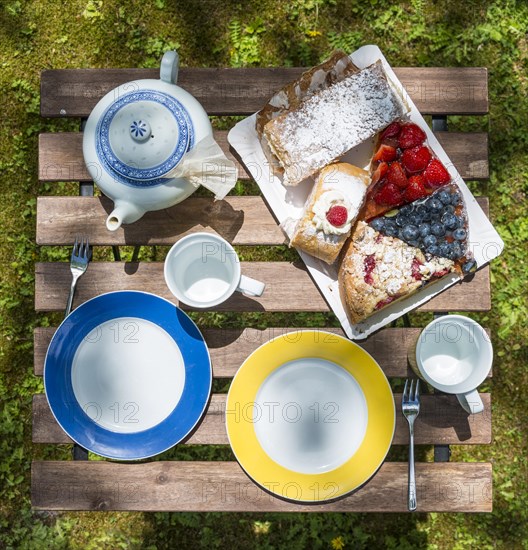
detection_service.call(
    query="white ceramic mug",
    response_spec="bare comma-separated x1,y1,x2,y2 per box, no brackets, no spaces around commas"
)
164,232,265,308
412,315,493,414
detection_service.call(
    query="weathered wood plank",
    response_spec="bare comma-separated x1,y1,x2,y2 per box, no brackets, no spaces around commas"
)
34,261,491,313
33,392,492,446
31,460,492,512
36,196,284,246
34,326,492,378
35,196,490,247
38,131,489,183
38,131,246,182
40,67,488,117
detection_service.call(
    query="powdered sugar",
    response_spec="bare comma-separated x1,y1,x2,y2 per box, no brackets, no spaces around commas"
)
352,223,455,297
264,61,407,186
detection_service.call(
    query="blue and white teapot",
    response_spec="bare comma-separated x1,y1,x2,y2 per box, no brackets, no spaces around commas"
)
83,51,232,231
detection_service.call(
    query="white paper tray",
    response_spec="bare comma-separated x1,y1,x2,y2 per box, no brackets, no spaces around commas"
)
227,45,503,339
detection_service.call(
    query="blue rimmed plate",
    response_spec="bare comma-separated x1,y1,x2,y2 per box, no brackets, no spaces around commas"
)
44,291,211,460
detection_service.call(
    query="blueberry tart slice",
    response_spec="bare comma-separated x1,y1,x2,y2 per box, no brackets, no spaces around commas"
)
367,184,475,274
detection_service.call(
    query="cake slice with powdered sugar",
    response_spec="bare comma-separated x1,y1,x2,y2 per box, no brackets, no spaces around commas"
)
339,221,456,324
263,60,408,186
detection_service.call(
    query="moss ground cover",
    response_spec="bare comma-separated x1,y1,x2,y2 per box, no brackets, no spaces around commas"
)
0,0,526,548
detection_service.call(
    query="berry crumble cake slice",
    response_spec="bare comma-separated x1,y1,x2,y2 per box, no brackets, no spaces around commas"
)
338,221,456,324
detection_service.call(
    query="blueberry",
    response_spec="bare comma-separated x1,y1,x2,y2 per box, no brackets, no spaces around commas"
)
408,239,420,248
384,220,398,237
453,228,467,240
439,242,454,259
452,241,463,258
423,234,437,247
402,224,419,241
370,217,385,232
444,204,455,214
400,204,412,216
438,190,452,205
428,198,443,212
396,212,408,227
418,223,431,237
462,259,476,273
455,216,465,228
416,205,431,221
408,212,421,226
426,245,441,256
431,222,446,236
441,213,458,230
451,192,462,205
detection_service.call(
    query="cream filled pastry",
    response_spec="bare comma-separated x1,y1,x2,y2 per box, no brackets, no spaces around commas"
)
289,163,369,264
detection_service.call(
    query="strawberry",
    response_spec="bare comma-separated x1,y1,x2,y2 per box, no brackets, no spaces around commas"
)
386,161,408,189
404,175,427,202
371,161,389,185
374,182,403,206
325,205,348,227
373,144,397,163
380,121,401,141
398,123,426,149
423,159,451,188
401,146,432,173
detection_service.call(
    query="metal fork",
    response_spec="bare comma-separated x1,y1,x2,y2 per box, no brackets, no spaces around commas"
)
402,379,421,511
65,237,91,317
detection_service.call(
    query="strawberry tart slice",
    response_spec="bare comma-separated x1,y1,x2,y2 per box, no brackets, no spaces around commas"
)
363,120,452,221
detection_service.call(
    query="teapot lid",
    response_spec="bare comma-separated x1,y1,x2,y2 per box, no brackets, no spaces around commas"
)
96,89,195,182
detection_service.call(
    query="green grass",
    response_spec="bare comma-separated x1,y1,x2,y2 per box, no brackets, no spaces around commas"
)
1,0,527,548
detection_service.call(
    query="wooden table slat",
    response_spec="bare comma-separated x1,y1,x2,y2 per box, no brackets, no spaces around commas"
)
39,131,244,183
38,131,489,183
36,196,284,246
36,196,489,247
34,326,492,379
31,460,492,512
34,261,491,313
40,67,489,117
33,392,492,446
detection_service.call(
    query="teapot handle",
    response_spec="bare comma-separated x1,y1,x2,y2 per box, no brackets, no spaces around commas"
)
160,51,179,84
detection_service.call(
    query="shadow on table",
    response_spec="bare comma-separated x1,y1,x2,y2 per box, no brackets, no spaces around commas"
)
418,393,480,442
100,195,246,246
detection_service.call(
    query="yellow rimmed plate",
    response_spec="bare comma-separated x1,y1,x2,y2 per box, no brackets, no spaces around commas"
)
226,330,395,503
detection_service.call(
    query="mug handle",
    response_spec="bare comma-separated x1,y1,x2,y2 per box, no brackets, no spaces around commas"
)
456,389,484,414
237,275,265,297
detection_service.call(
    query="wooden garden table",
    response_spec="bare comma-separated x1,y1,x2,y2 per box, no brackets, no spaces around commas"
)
32,64,493,512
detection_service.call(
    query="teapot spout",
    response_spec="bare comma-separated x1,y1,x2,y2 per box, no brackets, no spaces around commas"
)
106,202,146,231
